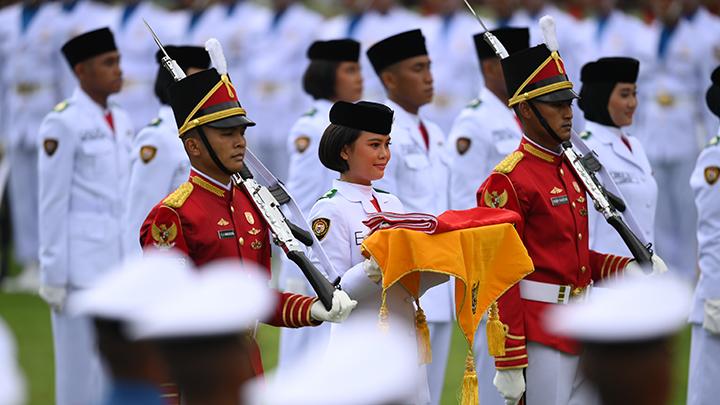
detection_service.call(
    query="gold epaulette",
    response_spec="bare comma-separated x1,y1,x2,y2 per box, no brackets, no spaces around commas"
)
53,100,69,112
163,182,194,208
494,151,524,174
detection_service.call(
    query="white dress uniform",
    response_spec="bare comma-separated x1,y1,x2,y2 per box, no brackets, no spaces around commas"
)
277,99,336,369
355,8,422,103
0,1,61,269
420,11,482,133
585,9,650,61
307,179,432,404
373,99,452,405
583,121,657,256
687,134,720,405
633,18,706,280
38,88,133,405
242,3,322,181
685,7,720,139
111,1,185,130
123,106,189,258
55,0,119,99
447,87,523,210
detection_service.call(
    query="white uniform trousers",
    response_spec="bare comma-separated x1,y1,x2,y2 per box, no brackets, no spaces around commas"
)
51,306,107,405
473,318,505,405
7,145,38,265
650,158,698,281
427,321,452,405
687,324,720,405
525,342,599,405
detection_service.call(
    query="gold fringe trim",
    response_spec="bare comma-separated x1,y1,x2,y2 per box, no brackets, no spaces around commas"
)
378,290,389,332
162,182,193,208
459,350,478,405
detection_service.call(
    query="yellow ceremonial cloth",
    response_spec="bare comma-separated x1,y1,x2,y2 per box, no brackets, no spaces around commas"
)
361,223,533,345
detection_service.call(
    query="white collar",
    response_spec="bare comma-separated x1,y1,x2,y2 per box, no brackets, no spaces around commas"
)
385,99,421,125
192,166,231,190
523,135,562,156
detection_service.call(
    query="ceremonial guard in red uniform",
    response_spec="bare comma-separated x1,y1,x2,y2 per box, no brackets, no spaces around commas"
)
476,39,665,404
140,65,355,377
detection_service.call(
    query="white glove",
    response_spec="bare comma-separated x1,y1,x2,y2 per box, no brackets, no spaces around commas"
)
703,299,720,335
310,290,358,323
624,254,669,276
38,285,67,312
363,256,382,284
493,369,525,405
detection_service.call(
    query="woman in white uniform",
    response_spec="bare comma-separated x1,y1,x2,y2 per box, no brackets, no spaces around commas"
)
308,100,432,404
277,39,364,369
579,57,658,257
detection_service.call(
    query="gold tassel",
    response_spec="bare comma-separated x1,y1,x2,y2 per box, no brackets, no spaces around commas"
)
378,290,389,332
487,302,508,357
414,298,432,364
220,74,235,98
460,350,479,405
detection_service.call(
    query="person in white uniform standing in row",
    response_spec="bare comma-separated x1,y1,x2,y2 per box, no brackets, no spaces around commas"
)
579,57,658,257
123,45,210,258
308,100,431,404
687,65,720,405
278,38,363,370
37,27,134,405
366,29,452,405
447,27,528,211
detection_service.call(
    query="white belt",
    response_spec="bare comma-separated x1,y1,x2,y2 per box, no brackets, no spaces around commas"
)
519,280,592,305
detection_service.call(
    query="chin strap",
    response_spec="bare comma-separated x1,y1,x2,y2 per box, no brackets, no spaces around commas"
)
527,101,564,146
196,126,233,175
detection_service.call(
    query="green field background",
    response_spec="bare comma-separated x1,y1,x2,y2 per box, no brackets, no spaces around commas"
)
0,292,692,405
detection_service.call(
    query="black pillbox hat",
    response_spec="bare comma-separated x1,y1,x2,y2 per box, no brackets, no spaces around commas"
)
366,29,427,75
62,27,117,67
329,101,394,135
307,39,361,62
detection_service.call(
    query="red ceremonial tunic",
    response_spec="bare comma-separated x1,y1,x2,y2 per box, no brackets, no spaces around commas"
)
141,169,319,376
477,138,631,369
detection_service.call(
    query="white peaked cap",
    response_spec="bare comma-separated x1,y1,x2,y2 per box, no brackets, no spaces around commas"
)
545,274,692,342
68,251,195,322
0,318,26,405
245,314,421,405
130,260,275,340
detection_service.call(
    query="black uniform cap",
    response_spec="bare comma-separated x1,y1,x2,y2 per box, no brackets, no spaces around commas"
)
474,27,530,61
581,57,640,84
307,39,361,62
366,29,427,75
502,44,577,106
168,68,254,136
62,27,117,67
707,65,720,118
330,101,394,135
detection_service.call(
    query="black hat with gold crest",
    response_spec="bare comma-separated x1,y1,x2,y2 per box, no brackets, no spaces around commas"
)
502,17,577,107
168,67,254,136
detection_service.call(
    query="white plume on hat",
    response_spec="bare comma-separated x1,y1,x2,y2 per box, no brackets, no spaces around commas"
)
205,38,228,76
539,15,560,53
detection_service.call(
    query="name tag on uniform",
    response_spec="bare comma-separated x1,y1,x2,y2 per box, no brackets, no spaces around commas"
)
354,231,365,246
551,195,569,206
610,171,635,185
218,230,236,239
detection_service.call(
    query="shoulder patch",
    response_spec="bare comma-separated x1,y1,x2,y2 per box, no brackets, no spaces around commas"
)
140,145,157,163
456,137,471,155
53,100,69,112
302,107,318,117
705,166,720,185
312,218,331,241
294,135,310,153
318,188,337,200
494,151,524,174
43,139,59,156
483,189,509,208
163,182,194,208
148,117,163,127
466,98,482,109
707,135,719,148
580,130,592,140
373,187,389,194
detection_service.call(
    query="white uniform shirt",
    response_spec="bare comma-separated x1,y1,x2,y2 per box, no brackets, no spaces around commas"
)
583,121,657,256
447,87,522,210
38,88,133,288
685,7,720,139
586,9,651,60
420,11,482,133
374,99,453,322
124,106,189,257
690,134,720,323
112,1,185,130
634,19,706,162
0,2,62,149
285,99,336,215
